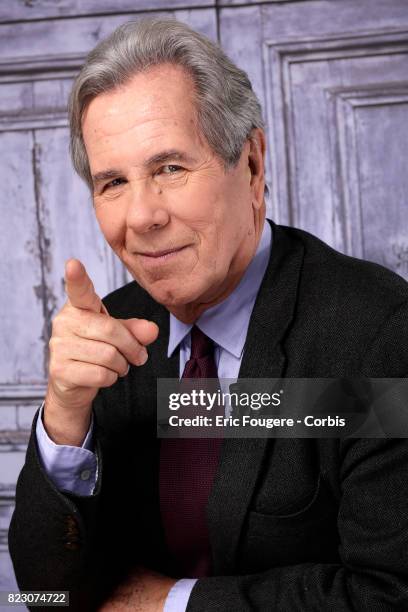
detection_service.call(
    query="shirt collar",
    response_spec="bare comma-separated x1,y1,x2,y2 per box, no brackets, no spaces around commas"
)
168,220,272,359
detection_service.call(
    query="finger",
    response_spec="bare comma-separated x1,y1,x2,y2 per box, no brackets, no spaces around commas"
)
65,259,105,314
56,361,119,389
70,312,149,366
121,364,130,378
50,336,130,377
120,319,159,346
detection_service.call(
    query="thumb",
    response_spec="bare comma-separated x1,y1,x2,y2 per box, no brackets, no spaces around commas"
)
120,318,159,346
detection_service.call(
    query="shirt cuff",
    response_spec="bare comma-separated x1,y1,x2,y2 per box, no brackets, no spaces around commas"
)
35,402,97,496
163,579,198,612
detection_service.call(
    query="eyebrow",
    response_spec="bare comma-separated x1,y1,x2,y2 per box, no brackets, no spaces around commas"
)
92,149,198,186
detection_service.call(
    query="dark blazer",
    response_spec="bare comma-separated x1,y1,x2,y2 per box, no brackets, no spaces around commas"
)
9,221,408,611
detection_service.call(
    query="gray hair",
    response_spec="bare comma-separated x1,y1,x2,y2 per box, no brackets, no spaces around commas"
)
68,17,267,194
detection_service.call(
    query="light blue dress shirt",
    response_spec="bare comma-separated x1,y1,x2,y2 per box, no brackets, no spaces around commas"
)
36,220,272,611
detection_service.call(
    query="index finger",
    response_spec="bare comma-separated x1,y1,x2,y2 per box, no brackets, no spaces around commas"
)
65,259,107,314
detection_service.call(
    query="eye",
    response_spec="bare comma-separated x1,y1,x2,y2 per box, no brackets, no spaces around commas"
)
158,164,183,175
104,177,126,190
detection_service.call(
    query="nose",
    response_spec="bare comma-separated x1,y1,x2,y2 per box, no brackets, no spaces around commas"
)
125,179,170,234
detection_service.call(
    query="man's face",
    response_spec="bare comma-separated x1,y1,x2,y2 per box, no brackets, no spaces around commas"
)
82,64,264,321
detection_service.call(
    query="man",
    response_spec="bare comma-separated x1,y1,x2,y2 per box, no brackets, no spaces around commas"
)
9,17,408,612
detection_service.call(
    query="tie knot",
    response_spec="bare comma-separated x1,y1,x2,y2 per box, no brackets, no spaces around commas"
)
190,325,214,360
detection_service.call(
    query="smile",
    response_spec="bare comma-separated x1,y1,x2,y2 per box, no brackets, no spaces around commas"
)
137,245,189,265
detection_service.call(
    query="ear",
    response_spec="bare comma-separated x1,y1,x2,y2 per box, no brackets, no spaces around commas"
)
247,128,266,210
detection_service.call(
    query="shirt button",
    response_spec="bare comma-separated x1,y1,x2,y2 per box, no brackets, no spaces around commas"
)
80,469,91,481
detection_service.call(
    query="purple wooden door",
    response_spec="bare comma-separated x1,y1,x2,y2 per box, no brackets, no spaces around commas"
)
0,0,407,596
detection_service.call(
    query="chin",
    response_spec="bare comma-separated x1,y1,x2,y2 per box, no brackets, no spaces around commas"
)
144,278,206,310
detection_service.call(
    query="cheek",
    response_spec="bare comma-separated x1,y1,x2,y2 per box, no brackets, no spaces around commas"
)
95,204,126,250
208,190,249,245
194,221,233,276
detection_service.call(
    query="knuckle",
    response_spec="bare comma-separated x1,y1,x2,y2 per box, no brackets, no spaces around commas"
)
102,343,117,364
96,367,117,387
103,318,116,337
133,343,145,363
120,362,130,377
77,309,93,331
70,311,94,339
52,310,72,335
110,370,119,386
94,367,108,386
109,370,119,386
49,360,62,380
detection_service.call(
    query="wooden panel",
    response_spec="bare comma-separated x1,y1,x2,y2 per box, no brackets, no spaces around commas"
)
326,86,408,263
33,127,123,316
16,403,42,430
0,500,17,590
0,549,19,591
260,0,408,39
0,399,39,450
355,99,408,279
219,0,408,274
265,33,408,259
220,0,308,4
0,1,214,388
0,8,218,60
0,490,21,592
0,453,25,494
0,0,215,23
0,65,127,391
219,6,273,212
219,5,265,128
0,406,17,432
0,130,45,384
0,399,39,592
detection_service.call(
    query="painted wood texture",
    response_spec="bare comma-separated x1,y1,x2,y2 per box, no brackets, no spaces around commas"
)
0,0,407,592
220,0,408,253
0,0,216,23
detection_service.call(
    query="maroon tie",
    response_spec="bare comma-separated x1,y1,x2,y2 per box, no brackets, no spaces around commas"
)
159,326,223,577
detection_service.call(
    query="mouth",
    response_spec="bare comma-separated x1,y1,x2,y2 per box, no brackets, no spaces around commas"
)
137,245,190,265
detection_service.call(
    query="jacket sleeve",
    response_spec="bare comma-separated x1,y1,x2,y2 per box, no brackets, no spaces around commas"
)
8,379,162,612
8,407,111,611
186,302,408,612
35,402,97,495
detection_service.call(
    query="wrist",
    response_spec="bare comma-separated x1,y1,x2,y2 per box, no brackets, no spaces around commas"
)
44,386,92,446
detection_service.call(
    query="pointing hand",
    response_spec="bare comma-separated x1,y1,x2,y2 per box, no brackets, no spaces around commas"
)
44,259,158,446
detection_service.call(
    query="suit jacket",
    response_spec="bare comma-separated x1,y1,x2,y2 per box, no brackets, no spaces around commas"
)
9,221,408,611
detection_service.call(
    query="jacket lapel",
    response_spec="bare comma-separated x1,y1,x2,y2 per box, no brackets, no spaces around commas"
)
207,221,305,574
149,303,179,380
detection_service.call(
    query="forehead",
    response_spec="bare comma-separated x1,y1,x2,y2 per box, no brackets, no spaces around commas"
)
82,64,201,157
